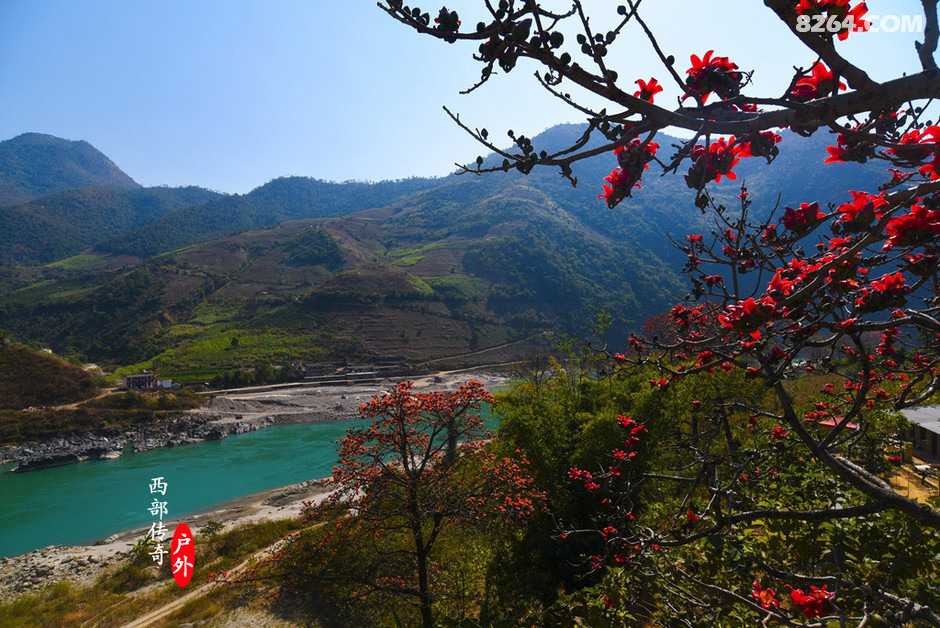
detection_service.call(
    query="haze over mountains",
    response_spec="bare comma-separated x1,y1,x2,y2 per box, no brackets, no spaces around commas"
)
0,128,883,377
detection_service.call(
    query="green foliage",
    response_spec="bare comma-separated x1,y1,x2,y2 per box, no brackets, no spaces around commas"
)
486,358,672,609
284,227,345,269
82,389,201,411
97,175,440,260
0,132,139,205
535,366,940,624
0,343,97,409
0,185,222,265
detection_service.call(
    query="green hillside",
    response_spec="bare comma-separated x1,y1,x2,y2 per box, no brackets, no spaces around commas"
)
0,133,139,205
0,177,683,375
0,341,98,409
0,125,885,376
0,185,222,265
95,175,443,259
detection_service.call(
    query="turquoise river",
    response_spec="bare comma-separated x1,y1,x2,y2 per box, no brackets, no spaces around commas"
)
0,421,366,558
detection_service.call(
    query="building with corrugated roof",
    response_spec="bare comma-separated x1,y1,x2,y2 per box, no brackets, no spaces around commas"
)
901,405,940,461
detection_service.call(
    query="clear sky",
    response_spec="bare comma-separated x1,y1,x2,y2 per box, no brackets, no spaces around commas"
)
0,1,929,194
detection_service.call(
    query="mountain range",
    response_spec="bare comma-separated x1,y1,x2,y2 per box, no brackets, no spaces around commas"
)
0,128,883,378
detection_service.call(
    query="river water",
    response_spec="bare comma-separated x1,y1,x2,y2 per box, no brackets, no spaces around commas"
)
0,421,364,558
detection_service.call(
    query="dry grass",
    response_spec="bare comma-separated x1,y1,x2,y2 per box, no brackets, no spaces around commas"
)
889,463,940,503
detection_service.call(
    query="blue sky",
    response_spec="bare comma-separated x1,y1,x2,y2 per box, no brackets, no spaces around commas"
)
0,1,928,194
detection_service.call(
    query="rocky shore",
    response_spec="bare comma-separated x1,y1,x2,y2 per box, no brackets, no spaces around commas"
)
0,543,125,601
0,393,361,473
1,369,508,473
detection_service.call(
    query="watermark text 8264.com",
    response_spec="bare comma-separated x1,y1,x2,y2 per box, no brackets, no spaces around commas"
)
796,13,924,34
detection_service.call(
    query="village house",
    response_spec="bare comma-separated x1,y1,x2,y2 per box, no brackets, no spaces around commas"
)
901,405,940,462
122,372,156,390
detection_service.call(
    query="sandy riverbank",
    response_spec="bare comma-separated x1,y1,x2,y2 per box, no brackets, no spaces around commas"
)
195,368,512,428
0,369,513,602
0,476,334,603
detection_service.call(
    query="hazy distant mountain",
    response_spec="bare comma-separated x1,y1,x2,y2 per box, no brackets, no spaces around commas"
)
0,125,887,372
0,133,139,205
0,175,684,368
95,175,444,260
0,185,224,265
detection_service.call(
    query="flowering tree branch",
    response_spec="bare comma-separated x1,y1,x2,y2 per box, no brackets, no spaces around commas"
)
382,0,940,621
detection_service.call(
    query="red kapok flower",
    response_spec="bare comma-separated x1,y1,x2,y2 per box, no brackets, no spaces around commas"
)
834,190,887,232
789,585,834,618
634,77,663,103
735,131,782,162
684,50,743,103
781,202,824,232
797,1,872,40
887,126,940,180
686,137,741,188
790,61,845,101
883,203,940,250
598,140,659,208
717,296,778,338
752,582,780,610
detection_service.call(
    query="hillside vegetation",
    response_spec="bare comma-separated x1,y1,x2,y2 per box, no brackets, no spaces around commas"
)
0,133,138,205
0,185,222,265
0,341,97,409
0,126,884,376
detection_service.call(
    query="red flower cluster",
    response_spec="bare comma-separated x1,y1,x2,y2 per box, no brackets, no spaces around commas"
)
751,581,780,610
767,263,802,297
833,190,887,232
598,139,659,208
856,271,909,312
717,296,778,339
684,50,744,103
634,77,662,103
781,201,824,232
736,131,783,162
886,126,940,180
789,585,834,618
883,202,940,250
685,137,741,188
685,134,783,189
669,303,710,329
825,132,875,164
790,61,845,101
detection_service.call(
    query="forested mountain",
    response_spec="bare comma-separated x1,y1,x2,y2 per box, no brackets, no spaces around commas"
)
0,133,139,205
0,185,223,265
0,177,683,371
0,126,885,374
95,175,443,259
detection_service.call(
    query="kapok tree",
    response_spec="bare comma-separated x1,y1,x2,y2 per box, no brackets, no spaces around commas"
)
379,0,940,623
258,381,541,627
